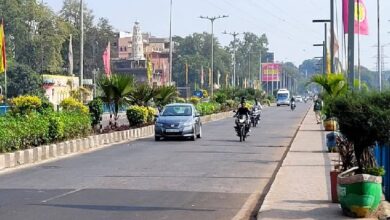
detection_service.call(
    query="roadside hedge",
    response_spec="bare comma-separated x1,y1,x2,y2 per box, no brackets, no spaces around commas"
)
0,112,91,153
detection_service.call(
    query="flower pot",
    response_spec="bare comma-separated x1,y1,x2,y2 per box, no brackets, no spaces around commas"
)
324,119,338,131
337,167,382,218
330,170,341,203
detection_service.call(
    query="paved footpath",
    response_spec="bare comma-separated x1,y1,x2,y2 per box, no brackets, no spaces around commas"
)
257,109,376,220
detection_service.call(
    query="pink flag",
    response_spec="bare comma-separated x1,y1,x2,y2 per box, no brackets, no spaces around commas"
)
343,0,369,35
102,42,111,77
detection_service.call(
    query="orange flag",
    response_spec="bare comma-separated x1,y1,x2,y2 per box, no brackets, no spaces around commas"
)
0,19,6,73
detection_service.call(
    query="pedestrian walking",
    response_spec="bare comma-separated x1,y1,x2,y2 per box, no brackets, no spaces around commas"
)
313,97,323,124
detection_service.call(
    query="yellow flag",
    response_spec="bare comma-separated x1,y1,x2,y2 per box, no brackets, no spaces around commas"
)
0,20,6,74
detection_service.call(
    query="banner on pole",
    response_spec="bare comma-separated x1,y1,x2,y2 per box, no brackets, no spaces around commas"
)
261,63,281,82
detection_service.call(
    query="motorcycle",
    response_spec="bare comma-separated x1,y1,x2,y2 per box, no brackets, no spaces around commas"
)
290,101,296,111
250,109,261,127
235,114,250,142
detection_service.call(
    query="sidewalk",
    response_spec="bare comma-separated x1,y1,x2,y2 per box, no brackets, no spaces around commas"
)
257,109,376,219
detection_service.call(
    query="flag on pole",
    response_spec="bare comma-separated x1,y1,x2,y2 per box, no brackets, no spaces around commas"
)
342,0,369,35
102,42,111,77
200,65,204,86
68,34,73,76
146,55,153,82
0,19,6,74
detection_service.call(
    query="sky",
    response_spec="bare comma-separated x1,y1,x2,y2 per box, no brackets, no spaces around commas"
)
43,0,390,71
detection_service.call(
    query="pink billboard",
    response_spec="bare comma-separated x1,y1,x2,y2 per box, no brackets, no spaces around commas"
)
262,63,281,82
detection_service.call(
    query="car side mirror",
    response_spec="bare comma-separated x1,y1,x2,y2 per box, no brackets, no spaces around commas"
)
195,113,201,117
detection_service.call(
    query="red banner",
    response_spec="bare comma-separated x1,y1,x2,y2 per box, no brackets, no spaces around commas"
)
262,63,281,82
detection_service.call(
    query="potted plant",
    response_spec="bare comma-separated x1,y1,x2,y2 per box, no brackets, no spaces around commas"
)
329,91,387,218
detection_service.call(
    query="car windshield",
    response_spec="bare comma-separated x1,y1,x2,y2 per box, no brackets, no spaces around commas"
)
277,93,288,99
161,105,192,116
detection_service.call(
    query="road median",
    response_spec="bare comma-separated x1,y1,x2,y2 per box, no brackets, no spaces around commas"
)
0,111,233,172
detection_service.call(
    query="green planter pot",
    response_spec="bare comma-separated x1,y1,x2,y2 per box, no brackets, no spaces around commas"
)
337,167,382,218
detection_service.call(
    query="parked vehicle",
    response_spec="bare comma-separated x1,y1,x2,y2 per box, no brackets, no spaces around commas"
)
276,89,291,106
154,103,202,141
235,114,250,142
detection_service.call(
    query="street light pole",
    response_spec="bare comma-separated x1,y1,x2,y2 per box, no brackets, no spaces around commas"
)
223,31,239,87
169,0,173,85
200,15,228,97
80,0,84,88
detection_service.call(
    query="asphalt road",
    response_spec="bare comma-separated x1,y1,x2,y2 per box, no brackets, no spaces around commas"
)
0,103,310,220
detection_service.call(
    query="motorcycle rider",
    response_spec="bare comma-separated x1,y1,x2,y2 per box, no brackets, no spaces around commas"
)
290,96,296,110
235,97,251,133
251,98,262,121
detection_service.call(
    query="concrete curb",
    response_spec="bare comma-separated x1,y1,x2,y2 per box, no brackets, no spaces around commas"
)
0,111,232,172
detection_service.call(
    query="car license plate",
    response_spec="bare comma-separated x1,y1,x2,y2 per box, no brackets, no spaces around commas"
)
166,129,179,133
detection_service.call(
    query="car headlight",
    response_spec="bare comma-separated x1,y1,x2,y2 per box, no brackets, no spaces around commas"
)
183,122,193,127
156,123,164,127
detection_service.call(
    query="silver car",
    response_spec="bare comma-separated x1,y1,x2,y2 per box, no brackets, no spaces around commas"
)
154,103,202,141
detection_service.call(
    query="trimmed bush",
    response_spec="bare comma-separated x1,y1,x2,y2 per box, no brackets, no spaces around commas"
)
175,97,186,103
88,98,104,127
196,102,221,116
0,111,91,153
11,95,42,115
146,107,157,123
214,92,227,104
127,106,148,127
48,115,65,141
60,97,89,114
189,96,200,105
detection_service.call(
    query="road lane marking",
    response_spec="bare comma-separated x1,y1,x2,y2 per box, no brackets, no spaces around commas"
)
41,188,83,203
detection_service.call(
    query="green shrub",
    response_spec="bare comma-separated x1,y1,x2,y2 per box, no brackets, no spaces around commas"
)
0,111,91,153
225,100,236,108
88,98,104,127
60,112,92,139
38,99,55,114
214,92,227,104
48,115,64,141
262,99,271,106
127,106,148,127
11,95,42,115
146,107,157,123
196,102,221,116
60,97,89,114
189,96,200,105
175,97,186,103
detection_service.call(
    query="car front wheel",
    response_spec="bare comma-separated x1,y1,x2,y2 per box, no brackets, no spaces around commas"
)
196,126,202,139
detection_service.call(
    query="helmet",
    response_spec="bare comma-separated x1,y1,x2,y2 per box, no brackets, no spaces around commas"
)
240,97,246,104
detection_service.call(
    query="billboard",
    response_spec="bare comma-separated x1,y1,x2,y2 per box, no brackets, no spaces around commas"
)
262,63,281,82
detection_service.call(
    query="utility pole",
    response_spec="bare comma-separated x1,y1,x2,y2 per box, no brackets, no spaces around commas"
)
169,0,173,85
223,31,239,87
200,15,228,97
80,0,84,88
347,0,355,88
377,0,382,91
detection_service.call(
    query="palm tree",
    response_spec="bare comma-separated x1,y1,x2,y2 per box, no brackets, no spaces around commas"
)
309,74,348,99
154,85,178,108
98,75,135,127
128,83,157,106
